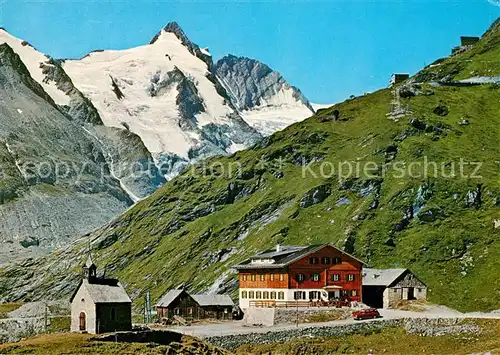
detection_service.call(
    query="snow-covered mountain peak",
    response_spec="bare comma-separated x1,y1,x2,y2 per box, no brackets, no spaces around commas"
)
1,24,314,178
0,28,71,106
161,21,191,44
150,22,212,68
63,28,261,175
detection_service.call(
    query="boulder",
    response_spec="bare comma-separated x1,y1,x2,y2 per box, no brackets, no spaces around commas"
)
384,238,396,247
433,105,449,116
465,186,482,209
418,209,442,223
274,171,284,179
318,110,340,123
409,118,427,130
399,85,417,98
394,218,410,232
300,184,331,208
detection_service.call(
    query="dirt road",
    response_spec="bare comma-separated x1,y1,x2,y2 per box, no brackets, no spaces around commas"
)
165,306,500,338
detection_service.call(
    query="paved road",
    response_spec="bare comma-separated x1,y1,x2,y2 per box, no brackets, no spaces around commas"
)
165,306,500,338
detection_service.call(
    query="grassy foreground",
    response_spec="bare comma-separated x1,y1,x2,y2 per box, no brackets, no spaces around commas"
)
0,333,229,355
1,320,499,355
234,319,500,355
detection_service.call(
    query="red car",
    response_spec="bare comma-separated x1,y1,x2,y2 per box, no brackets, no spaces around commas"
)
352,308,381,320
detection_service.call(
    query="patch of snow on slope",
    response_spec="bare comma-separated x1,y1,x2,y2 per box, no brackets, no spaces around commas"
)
312,103,334,111
200,47,211,57
227,143,248,154
240,85,314,136
5,143,27,183
0,29,71,106
63,30,237,160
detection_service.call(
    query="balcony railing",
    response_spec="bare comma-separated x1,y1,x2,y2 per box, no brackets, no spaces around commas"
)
249,299,351,308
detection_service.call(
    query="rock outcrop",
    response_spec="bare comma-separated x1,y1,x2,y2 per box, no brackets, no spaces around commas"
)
215,55,315,135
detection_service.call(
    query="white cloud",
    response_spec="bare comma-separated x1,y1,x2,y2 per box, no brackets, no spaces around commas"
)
488,0,500,7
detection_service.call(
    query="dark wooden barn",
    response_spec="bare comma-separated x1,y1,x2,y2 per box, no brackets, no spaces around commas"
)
156,290,234,321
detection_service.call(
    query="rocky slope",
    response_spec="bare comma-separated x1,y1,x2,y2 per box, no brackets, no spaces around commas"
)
214,55,315,135
0,32,164,264
1,19,499,313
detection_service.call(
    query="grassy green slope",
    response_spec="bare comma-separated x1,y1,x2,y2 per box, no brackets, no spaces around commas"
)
1,19,499,312
95,85,500,312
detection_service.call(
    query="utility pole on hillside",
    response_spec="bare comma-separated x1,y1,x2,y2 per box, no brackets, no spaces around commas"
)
44,302,48,333
144,290,152,324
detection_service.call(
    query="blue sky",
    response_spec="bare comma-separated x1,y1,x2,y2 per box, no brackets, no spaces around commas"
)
0,1,498,103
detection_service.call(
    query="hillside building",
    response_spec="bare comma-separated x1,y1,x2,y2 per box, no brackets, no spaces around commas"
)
362,268,427,309
70,255,132,334
233,244,365,309
156,289,234,321
452,36,480,56
460,36,480,46
390,73,410,86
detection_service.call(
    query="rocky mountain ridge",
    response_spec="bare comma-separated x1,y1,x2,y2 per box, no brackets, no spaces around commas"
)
215,55,315,135
0,22,314,264
0,42,163,265
61,22,313,177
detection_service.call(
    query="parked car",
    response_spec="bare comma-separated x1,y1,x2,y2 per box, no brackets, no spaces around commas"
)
352,308,381,320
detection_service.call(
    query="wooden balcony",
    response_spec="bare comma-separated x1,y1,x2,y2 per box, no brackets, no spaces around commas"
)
249,299,351,308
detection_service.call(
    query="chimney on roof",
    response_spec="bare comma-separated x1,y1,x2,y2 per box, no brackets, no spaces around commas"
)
276,244,281,253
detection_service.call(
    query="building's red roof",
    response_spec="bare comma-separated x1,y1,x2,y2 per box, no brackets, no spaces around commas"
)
233,244,366,270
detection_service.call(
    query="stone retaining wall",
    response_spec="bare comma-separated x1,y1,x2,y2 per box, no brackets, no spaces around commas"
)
0,318,45,344
244,307,351,326
243,307,276,327
274,308,351,325
206,318,481,350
